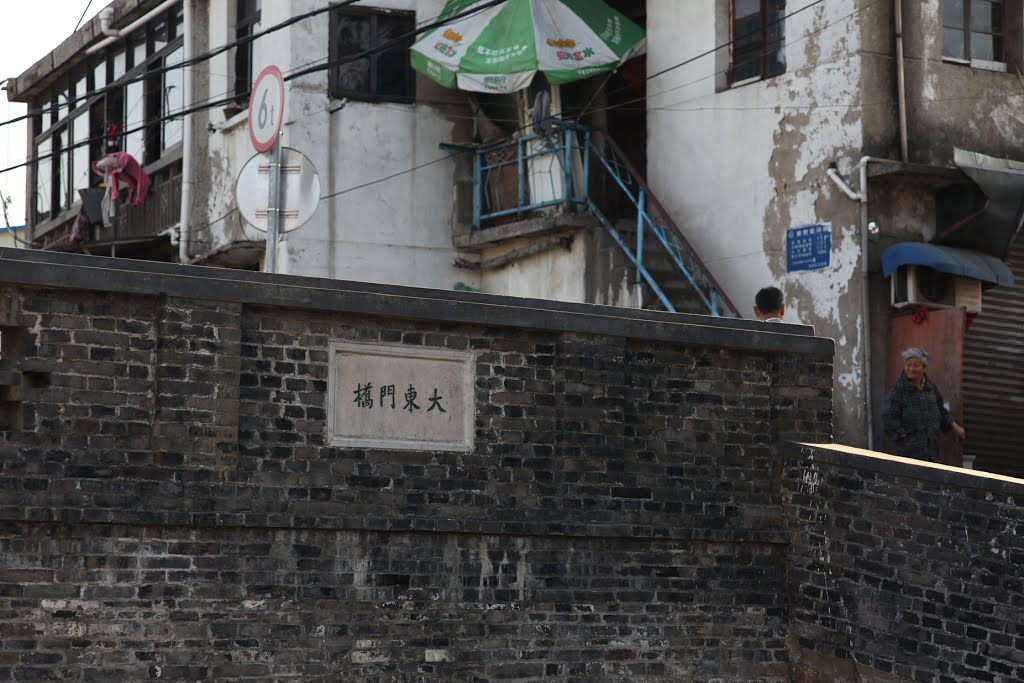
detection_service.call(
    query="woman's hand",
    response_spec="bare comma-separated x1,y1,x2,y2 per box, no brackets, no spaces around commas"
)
952,422,966,441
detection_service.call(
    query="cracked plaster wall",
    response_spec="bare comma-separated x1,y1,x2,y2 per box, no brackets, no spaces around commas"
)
646,0,867,445
899,0,1024,165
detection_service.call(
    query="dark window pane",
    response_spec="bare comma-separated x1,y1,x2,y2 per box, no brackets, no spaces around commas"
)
234,4,261,101
943,28,966,58
330,10,413,101
733,47,762,81
943,0,965,27
734,15,761,49
970,1,1001,32
335,58,371,93
336,15,371,54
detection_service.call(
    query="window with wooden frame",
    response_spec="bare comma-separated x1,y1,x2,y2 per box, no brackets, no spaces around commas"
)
730,0,786,85
234,0,261,105
943,0,1005,63
328,6,415,103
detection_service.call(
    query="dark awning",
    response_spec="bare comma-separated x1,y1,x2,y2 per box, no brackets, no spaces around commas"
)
936,148,1024,259
882,242,1015,287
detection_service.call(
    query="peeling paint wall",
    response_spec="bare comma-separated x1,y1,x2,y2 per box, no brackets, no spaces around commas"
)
900,0,1024,164
193,0,470,289
646,0,867,445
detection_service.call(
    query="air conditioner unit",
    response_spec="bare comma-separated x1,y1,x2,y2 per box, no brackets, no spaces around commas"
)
890,265,982,313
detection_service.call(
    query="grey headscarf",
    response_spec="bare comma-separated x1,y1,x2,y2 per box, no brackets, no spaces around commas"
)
901,347,929,366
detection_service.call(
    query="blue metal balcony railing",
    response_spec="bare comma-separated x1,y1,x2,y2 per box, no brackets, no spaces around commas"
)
441,119,591,228
442,119,739,318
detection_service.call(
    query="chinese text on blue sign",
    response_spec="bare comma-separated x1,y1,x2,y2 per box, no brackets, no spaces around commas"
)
786,223,831,272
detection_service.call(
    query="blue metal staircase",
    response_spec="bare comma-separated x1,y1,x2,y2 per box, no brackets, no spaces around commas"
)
443,119,740,318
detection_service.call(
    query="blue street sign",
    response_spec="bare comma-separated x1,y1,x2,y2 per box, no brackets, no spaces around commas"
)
786,223,831,272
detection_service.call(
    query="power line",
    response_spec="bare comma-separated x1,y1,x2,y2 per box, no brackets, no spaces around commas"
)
1,0,365,129
73,0,96,34
0,0,511,179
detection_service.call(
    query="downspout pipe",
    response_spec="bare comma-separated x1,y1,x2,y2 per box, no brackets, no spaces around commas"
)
178,0,193,265
858,157,879,449
827,159,886,449
895,0,909,162
86,0,180,54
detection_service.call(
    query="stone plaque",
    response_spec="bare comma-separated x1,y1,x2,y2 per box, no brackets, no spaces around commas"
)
327,341,475,451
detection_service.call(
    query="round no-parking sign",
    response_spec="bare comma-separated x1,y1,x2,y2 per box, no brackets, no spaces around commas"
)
247,65,285,153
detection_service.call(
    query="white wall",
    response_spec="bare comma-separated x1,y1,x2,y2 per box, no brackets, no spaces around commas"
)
198,0,467,290
646,0,867,444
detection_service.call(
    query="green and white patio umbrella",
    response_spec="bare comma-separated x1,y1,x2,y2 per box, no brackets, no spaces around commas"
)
410,0,646,94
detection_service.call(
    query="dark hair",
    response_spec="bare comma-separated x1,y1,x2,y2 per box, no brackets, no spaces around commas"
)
755,286,784,314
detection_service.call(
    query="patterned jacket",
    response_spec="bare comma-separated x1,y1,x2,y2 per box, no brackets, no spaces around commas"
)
881,372,953,462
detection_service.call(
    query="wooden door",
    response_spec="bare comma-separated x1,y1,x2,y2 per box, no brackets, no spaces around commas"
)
884,307,966,466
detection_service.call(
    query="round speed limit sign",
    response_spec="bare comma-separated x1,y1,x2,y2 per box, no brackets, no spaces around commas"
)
248,65,285,153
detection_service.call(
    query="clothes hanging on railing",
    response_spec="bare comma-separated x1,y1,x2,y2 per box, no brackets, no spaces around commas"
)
91,152,151,208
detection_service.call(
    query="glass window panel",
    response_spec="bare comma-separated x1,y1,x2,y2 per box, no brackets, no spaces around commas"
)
93,59,106,90
171,3,184,40
735,0,760,17
734,15,762,49
943,28,966,58
152,17,168,53
335,15,371,54
130,31,146,67
733,47,762,81
125,80,146,160
970,31,1001,60
36,139,52,220
55,86,69,125
162,47,184,149
73,73,88,106
72,113,90,193
55,129,68,212
970,1,1001,32
943,0,966,27
112,50,126,80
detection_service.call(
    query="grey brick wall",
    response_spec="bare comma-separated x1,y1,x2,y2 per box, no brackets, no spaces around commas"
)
0,250,836,681
781,443,1024,683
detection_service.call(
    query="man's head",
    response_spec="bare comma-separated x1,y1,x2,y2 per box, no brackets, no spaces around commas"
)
754,286,785,320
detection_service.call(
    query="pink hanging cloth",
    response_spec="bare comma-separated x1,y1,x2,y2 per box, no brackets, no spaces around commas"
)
91,152,151,206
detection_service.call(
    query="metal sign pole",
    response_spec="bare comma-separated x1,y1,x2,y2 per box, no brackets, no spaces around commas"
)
265,131,283,273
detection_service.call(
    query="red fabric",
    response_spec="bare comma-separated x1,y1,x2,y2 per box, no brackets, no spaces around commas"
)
91,152,151,206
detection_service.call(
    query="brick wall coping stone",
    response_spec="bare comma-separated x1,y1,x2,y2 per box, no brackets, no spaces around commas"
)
0,247,834,355
779,441,1024,495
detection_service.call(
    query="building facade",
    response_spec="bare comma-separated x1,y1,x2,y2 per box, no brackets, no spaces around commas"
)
646,0,1024,468
8,0,1023,471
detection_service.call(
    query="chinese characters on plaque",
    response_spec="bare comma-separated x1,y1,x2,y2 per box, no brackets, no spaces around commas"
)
328,342,474,451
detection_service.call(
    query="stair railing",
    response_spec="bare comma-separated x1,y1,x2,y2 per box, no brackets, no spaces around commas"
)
587,132,740,318
442,118,739,318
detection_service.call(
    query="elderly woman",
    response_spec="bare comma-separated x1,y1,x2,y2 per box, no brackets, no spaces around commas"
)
882,347,966,462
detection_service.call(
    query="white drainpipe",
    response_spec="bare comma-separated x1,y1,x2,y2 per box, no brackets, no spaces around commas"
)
86,0,181,54
827,158,892,449
178,0,193,265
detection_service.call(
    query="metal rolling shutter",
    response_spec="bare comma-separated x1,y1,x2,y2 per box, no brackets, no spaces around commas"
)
963,237,1024,476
